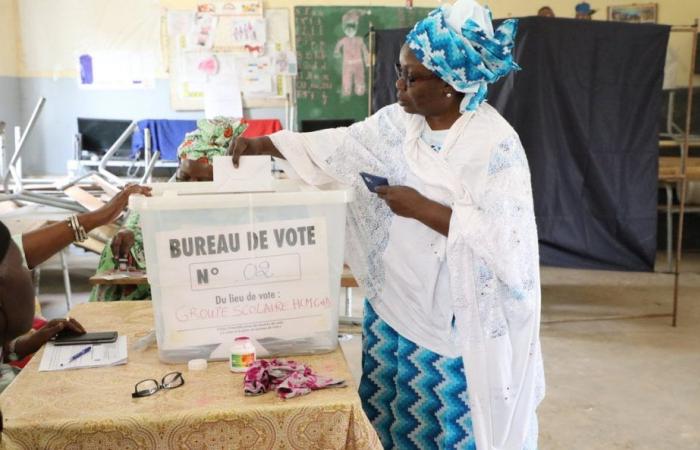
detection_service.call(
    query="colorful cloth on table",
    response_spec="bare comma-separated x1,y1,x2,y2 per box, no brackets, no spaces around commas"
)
406,0,520,112
177,118,248,163
244,359,346,399
360,301,477,450
268,99,544,449
89,212,150,301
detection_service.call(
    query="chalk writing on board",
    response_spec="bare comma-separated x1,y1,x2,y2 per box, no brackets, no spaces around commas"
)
295,9,333,106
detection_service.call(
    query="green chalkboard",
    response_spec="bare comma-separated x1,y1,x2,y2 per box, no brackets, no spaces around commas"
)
294,6,432,128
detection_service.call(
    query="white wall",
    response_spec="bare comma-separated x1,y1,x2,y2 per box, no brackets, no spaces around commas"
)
6,0,700,174
0,0,18,77
0,0,20,172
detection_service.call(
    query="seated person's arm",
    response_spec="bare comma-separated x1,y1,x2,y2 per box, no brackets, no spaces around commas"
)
111,228,137,264
21,185,151,269
4,318,86,361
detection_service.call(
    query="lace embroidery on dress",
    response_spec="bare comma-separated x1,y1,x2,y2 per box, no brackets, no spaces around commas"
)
446,132,544,449
319,106,410,303
270,105,543,449
448,133,540,338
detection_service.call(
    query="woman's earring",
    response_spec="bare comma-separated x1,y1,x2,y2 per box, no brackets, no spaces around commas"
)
446,92,453,98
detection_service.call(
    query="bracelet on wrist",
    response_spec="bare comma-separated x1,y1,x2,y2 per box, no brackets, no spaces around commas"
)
67,215,88,242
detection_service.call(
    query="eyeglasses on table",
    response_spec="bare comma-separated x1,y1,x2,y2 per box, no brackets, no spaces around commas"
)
132,371,185,398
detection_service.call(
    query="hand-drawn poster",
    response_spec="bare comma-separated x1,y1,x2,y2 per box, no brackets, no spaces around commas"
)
186,13,218,50
215,16,267,50
199,0,263,16
294,6,432,126
273,50,298,75
237,56,273,93
167,8,290,110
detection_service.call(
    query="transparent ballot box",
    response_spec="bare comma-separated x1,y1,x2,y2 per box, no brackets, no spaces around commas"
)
130,180,353,363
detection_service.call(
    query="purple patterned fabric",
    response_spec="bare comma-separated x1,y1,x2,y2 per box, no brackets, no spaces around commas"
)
244,359,346,399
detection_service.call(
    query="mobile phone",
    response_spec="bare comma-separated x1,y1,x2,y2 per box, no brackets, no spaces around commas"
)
53,331,118,346
359,172,389,193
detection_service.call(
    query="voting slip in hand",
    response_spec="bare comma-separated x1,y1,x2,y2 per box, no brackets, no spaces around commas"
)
212,155,273,193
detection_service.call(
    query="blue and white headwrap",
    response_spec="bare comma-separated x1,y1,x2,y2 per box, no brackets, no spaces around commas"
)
406,0,520,112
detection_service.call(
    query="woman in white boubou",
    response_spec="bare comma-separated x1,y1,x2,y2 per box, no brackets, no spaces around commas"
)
187,1,546,448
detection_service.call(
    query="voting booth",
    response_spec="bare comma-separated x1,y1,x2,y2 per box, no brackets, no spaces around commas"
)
131,179,353,363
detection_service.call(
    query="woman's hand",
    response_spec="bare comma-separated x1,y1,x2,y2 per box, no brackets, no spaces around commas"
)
229,136,282,168
88,184,152,229
375,185,453,236
13,318,86,359
110,229,136,261
374,185,429,219
229,136,260,168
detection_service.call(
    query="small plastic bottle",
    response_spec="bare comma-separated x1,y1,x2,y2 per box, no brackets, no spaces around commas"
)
229,337,256,373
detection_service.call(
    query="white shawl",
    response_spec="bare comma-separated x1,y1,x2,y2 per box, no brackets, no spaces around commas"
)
270,103,544,450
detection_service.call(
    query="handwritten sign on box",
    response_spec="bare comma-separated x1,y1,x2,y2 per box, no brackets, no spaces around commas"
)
154,218,330,349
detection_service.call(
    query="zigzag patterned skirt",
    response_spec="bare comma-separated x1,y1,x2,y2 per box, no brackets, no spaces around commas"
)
359,301,477,450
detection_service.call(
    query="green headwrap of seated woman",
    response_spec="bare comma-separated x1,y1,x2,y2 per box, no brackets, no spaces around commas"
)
89,118,247,301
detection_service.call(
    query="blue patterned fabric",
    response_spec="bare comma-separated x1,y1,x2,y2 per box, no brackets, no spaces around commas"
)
359,301,476,450
406,6,520,112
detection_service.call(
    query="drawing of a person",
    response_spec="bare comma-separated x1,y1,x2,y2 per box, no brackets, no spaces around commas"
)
334,9,369,97
275,52,289,74
191,13,216,48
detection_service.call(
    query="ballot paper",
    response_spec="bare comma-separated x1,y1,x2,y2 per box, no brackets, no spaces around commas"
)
212,155,273,192
39,336,128,372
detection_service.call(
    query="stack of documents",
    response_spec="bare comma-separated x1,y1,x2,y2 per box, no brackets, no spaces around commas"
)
38,336,128,372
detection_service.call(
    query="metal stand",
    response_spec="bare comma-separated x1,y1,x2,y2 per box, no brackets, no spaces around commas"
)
2,97,46,194
0,121,5,177
671,20,698,327
339,267,362,325
60,249,72,312
98,121,138,187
